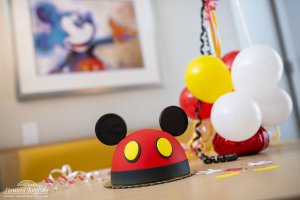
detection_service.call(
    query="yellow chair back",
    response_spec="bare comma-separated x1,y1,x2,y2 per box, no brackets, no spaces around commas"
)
18,138,115,182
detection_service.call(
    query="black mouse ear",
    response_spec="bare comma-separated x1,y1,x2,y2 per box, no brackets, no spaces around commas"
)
159,106,188,137
95,114,127,146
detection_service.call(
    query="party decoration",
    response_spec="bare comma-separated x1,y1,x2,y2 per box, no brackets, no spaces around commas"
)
204,1,221,58
253,165,279,172
196,160,276,176
181,0,292,163
179,88,213,120
95,106,193,187
188,119,239,164
43,164,110,191
215,172,240,179
211,92,262,141
255,88,293,126
195,119,216,154
213,127,269,156
199,152,238,164
224,167,244,172
196,169,222,175
248,161,273,167
221,50,239,71
185,56,233,103
231,45,283,97
270,126,282,144
197,167,244,175
187,120,216,159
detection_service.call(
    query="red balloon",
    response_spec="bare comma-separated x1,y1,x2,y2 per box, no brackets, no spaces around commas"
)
179,88,213,120
213,127,269,156
222,50,239,71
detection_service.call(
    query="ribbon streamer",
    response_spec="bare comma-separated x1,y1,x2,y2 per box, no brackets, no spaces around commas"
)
188,119,216,157
204,0,222,57
271,126,282,144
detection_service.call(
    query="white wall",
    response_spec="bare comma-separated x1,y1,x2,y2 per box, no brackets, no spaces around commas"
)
0,0,240,149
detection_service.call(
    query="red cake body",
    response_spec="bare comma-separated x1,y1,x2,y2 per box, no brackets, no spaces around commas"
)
111,129,187,172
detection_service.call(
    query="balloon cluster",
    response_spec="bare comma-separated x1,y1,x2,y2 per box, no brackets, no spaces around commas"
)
181,44,293,147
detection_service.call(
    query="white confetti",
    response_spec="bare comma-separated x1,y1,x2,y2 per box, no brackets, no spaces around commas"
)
248,161,273,166
196,168,222,175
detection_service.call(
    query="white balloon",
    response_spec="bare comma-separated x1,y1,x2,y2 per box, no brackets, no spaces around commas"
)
211,92,262,141
232,45,283,97
255,88,293,126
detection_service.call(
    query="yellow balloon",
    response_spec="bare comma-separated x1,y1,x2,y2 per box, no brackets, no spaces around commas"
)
185,56,233,103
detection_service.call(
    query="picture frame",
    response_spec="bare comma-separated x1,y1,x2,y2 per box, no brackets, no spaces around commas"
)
11,0,160,99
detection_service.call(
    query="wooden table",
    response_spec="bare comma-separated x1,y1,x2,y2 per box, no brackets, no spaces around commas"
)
2,140,300,200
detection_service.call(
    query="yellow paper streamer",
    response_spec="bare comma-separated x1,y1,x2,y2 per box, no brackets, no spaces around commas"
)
271,126,282,144
208,11,221,58
199,119,216,154
215,172,240,179
254,165,279,172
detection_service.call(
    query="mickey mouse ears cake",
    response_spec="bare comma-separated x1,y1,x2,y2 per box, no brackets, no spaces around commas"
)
95,106,192,188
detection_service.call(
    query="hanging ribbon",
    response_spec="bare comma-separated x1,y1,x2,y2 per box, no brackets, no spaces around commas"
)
204,0,222,58
188,119,216,157
234,0,252,45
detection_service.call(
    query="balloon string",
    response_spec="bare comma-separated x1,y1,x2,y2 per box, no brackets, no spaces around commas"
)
200,0,212,55
200,0,206,55
194,100,203,141
193,100,203,155
234,0,252,45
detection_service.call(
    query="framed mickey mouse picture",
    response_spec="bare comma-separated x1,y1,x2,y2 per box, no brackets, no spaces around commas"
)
11,0,160,99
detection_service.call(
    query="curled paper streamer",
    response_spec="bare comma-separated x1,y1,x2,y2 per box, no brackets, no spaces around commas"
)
43,164,111,191
187,119,216,157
